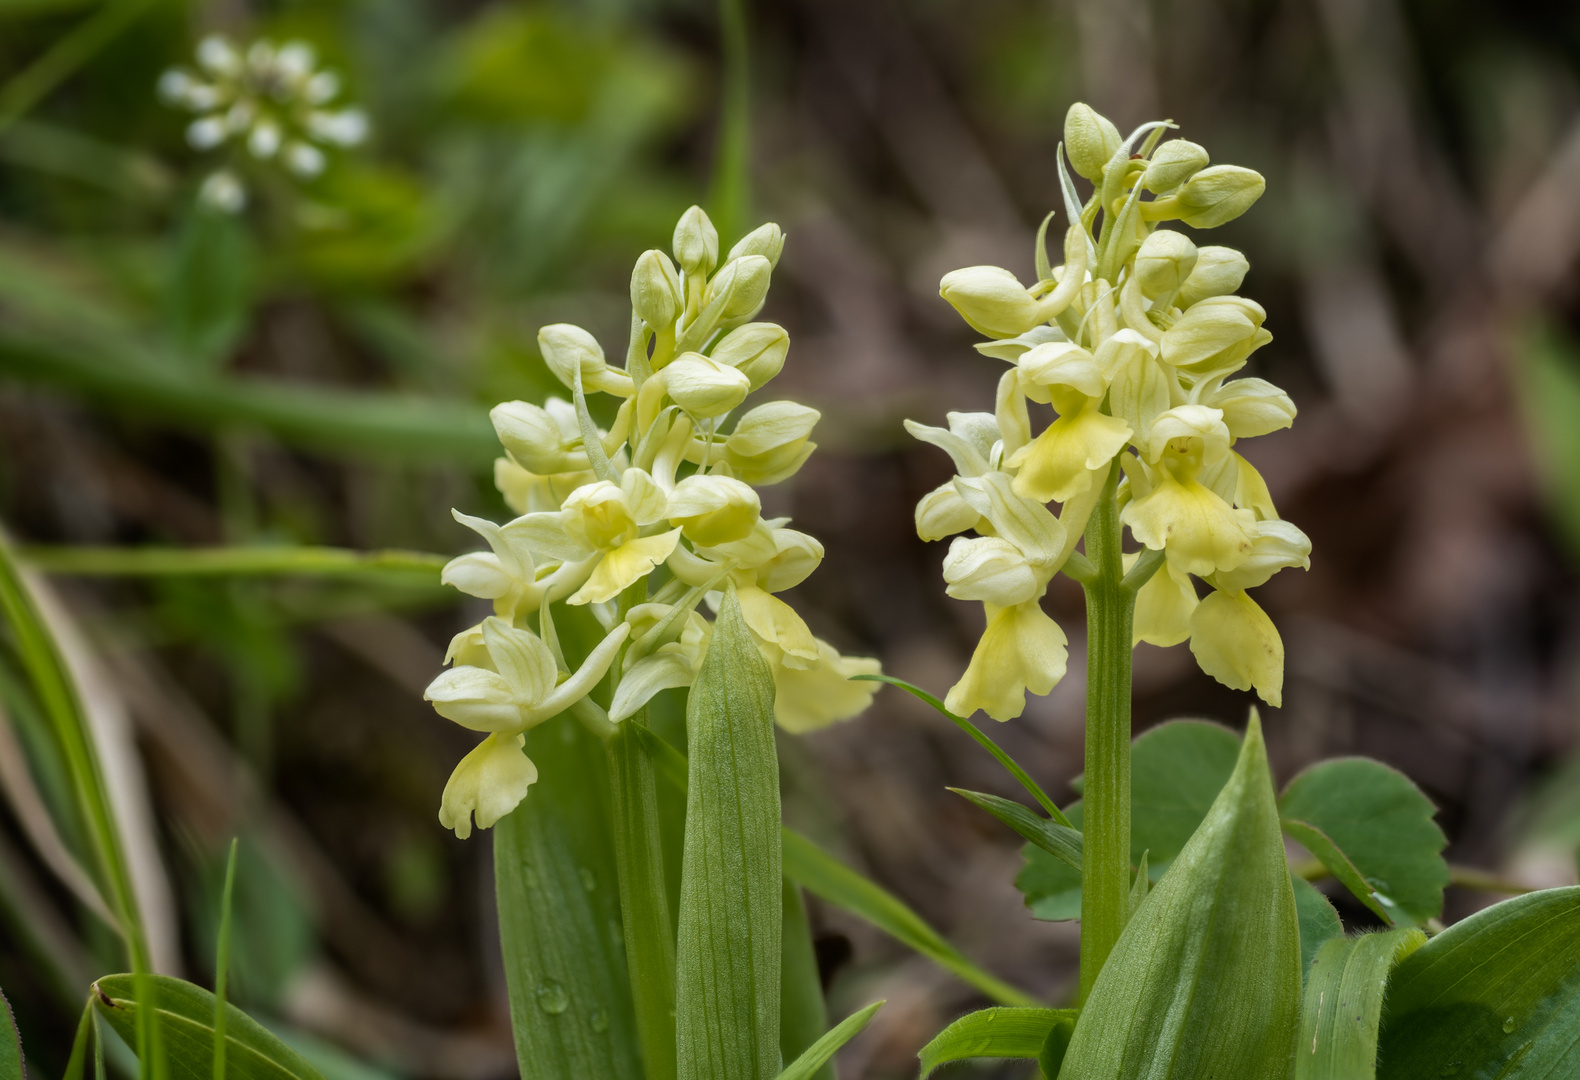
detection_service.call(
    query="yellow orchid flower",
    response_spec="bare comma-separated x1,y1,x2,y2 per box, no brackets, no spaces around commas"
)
438,732,537,840
1187,588,1284,706
945,600,1068,722
773,638,882,733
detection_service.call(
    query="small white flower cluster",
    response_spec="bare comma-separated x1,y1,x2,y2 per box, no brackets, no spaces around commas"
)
158,35,368,212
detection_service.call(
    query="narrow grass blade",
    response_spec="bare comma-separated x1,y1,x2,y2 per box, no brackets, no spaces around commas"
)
676,587,781,1080
917,1007,1076,1078
20,547,446,580
0,985,21,1080
65,997,93,1080
776,1001,882,1080
213,840,239,1080
781,829,1037,1007
854,675,1070,827
779,879,829,1080
1295,928,1424,1080
707,0,751,244
0,0,152,133
949,788,1082,873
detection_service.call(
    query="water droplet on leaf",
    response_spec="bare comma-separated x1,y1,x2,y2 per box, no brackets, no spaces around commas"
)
1503,1016,1516,1034
591,1007,609,1033
536,979,569,1014
580,867,596,891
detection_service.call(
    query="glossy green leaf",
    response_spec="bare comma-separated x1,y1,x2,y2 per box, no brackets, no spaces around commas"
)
1296,929,1424,1080
950,787,1083,872
1375,886,1580,1079
1292,874,1343,981
1279,759,1447,926
780,880,830,1080
165,206,250,369
675,587,781,1080
629,725,1033,1007
495,696,642,1079
1282,819,1395,925
781,828,1036,1007
92,975,324,1080
1060,714,1301,1080
917,1007,1077,1078
776,1001,882,1080
0,985,21,1080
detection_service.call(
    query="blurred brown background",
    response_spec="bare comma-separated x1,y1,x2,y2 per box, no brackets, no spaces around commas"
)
6,0,1580,1076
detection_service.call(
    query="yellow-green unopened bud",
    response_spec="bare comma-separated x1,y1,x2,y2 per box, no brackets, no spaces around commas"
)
665,352,751,417
712,322,789,390
631,249,682,331
940,266,1047,339
1142,139,1209,194
1176,246,1249,308
726,223,785,269
1173,165,1265,228
667,474,761,546
724,401,819,485
538,323,635,397
915,481,981,541
703,255,773,323
1159,296,1269,373
673,205,719,277
1134,230,1199,299
492,401,582,475
1064,102,1122,182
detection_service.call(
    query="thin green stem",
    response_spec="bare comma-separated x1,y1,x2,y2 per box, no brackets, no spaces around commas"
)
1078,462,1135,1002
212,838,239,1080
0,0,152,135
19,545,446,578
606,713,678,1080
708,0,750,244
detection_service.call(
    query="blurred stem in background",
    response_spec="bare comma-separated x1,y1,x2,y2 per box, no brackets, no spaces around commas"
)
707,0,750,245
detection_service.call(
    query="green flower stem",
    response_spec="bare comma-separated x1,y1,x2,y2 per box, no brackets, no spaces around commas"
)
606,714,679,1080
1078,462,1137,1002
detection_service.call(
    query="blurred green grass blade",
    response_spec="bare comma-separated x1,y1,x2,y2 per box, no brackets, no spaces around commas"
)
495,686,643,1080
0,120,171,199
707,0,750,244
776,1001,882,1080
855,675,1070,827
948,788,1082,873
0,985,21,1080
629,723,1035,1008
917,1007,1076,1078
1376,887,1580,1079
0,333,498,464
780,828,1037,1007
213,839,239,1080
65,997,93,1080
676,588,782,1080
1060,715,1301,1079
93,975,324,1080
0,0,152,133
21,546,448,579
779,879,829,1080
1295,928,1424,1080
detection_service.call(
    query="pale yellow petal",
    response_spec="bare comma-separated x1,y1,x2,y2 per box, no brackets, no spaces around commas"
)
1121,473,1255,577
569,529,682,605
1133,561,1198,647
944,601,1067,722
1008,408,1132,504
736,584,820,667
1188,589,1284,707
772,639,882,733
438,733,537,839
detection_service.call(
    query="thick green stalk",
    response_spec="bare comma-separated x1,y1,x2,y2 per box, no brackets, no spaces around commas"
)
1078,463,1136,1001
607,713,679,1080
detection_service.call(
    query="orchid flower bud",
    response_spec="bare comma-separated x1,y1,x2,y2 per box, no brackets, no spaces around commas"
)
943,536,1040,606
1176,246,1250,308
631,250,682,331
915,482,982,541
667,475,762,546
673,205,719,277
1141,139,1209,194
704,255,773,323
538,324,635,398
1064,102,1122,182
1159,297,1269,374
491,400,585,475
711,323,789,390
940,266,1051,339
665,353,751,417
1171,165,1266,228
726,222,785,269
1134,229,1199,300
724,401,819,485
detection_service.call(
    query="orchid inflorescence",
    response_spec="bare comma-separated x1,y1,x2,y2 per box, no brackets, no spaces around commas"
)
158,35,369,212
912,102,1310,722
424,206,880,838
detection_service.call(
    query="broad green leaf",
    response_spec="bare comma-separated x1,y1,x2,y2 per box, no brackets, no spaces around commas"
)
675,587,782,1080
1060,714,1301,1080
0,985,21,1080
631,723,1035,1008
917,1007,1077,1078
1295,929,1424,1080
780,880,830,1080
495,683,643,1080
165,206,250,369
1279,758,1447,926
92,975,325,1080
1131,719,1243,865
776,1002,882,1080
781,828,1037,1007
1292,874,1343,981
950,787,1082,872
1282,819,1395,925
1375,886,1580,1079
